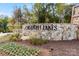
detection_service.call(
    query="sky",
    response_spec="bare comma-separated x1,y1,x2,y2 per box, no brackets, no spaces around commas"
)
0,3,33,17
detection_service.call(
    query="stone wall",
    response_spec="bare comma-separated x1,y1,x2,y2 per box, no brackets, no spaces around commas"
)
22,23,78,41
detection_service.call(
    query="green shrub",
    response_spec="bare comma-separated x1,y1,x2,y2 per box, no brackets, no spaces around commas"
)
30,37,48,45
9,33,21,41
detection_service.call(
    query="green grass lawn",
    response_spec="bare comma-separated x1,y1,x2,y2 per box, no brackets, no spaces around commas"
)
0,42,40,56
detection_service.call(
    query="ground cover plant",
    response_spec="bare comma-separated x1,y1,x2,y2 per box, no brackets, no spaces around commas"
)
0,42,40,56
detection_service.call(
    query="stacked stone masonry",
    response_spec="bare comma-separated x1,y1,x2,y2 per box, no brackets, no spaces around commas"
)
22,24,78,41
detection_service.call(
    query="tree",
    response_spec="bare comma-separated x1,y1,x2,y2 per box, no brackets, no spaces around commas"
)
7,18,15,32
11,3,73,24
33,3,61,23
2,17,8,32
55,3,65,23
0,18,4,32
13,7,23,24
64,4,72,23
33,3,46,23
22,5,30,23
0,16,8,32
45,3,60,23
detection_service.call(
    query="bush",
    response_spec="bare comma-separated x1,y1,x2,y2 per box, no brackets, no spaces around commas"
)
9,33,21,41
30,37,48,45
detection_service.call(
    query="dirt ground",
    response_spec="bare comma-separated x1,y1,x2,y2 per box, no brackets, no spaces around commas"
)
15,40,79,56
0,40,79,56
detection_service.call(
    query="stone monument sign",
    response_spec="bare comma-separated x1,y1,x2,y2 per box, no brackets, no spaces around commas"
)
22,23,77,41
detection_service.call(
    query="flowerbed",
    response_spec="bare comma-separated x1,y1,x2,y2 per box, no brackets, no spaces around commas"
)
0,42,40,56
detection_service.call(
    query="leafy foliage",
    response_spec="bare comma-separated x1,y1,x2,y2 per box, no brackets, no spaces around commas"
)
64,4,72,23
0,42,40,56
0,16,9,32
9,33,21,41
30,37,48,45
